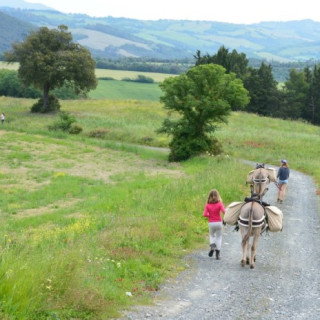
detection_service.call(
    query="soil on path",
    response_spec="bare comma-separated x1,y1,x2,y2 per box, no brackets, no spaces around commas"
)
121,167,320,320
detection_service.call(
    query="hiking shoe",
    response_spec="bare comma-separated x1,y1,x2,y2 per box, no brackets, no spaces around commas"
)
208,243,216,257
215,250,220,260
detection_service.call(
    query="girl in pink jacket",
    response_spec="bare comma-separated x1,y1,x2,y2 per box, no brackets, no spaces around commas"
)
203,189,225,260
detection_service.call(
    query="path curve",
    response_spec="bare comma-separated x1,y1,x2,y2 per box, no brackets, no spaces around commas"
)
121,167,320,320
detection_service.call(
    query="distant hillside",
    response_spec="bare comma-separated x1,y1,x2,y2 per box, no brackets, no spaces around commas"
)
1,1,320,62
0,0,51,10
0,11,34,52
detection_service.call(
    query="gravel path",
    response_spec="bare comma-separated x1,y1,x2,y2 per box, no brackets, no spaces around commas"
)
121,168,320,320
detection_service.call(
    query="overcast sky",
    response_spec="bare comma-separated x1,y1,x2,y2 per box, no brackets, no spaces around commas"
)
25,0,320,24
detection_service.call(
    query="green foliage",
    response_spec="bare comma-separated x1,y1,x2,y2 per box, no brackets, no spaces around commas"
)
95,57,190,74
69,123,83,134
122,74,154,83
88,128,110,138
0,69,41,98
244,62,280,116
281,65,320,125
5,25,97,111
48,111,78,132
195,46,249,80
158,64,249,161
31,94,61,113
98,76,115,80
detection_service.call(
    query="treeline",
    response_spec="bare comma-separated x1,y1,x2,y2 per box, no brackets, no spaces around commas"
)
195,47,320,125
0,69,80,99
95,57,192,75
94,56,319,82
249,58,320,82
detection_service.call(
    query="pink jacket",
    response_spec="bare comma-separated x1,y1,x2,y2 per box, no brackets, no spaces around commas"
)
203,201,225,222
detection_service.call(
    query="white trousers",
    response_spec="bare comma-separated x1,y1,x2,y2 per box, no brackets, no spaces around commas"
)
208,222,223,250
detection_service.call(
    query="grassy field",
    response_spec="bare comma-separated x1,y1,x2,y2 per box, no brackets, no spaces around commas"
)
89,80,162,101
0,97,319,319
0,62,174,83
0,62,169,101
95,68,174,82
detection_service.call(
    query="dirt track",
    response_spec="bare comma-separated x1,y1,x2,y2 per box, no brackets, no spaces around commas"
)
121,167,320,320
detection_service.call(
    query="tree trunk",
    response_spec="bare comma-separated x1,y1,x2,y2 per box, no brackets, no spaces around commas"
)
43,83,50,110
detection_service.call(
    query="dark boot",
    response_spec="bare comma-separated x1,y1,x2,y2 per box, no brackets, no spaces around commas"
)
215,250,220,260
208,243,216,257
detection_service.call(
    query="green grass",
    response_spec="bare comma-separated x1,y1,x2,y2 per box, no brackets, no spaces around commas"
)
0,62,169,100
89,79,162,101
0,96,319,319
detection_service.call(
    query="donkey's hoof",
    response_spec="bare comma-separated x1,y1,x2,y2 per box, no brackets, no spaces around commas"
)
250,265,255,269
246,258,250,265
241,260,245,267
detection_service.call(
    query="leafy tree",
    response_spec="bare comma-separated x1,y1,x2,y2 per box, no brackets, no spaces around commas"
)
5,25,97,112
158,64,249,162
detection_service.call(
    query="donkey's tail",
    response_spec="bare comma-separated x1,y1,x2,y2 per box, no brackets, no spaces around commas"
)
242,202,253,245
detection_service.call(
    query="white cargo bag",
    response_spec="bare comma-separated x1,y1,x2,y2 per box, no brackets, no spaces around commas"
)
265,206,283,232
224,202,244,225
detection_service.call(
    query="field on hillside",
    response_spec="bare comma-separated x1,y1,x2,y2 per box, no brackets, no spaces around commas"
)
95,68,174,82
0,97,319,319
0,62,171,100
0,61,174,82
89,79,162,101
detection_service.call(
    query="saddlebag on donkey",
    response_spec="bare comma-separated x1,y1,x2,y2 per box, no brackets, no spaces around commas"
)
265,206,283,232
224,202,244,225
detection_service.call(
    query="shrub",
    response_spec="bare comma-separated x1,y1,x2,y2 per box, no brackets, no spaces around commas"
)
121,75,154,83
88,128,110,138
31,95,61,113
48,111,76,132
69,124,83,134
98,77,115,80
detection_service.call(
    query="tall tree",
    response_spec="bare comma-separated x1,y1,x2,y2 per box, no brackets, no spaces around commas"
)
158,64,249,162
305,65,320,124
282,69,309,119
244,62,279,116
5,25,97,112
194,46,249,80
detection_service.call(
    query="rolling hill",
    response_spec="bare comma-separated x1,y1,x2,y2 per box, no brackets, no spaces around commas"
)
1,0,320,62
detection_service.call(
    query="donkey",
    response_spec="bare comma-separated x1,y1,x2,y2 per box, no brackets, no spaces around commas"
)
246,164,276,200
239,200,265,269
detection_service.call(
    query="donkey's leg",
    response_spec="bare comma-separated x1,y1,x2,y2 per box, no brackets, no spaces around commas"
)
246,243,251,265
240,227,248,267
250,228,261,269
